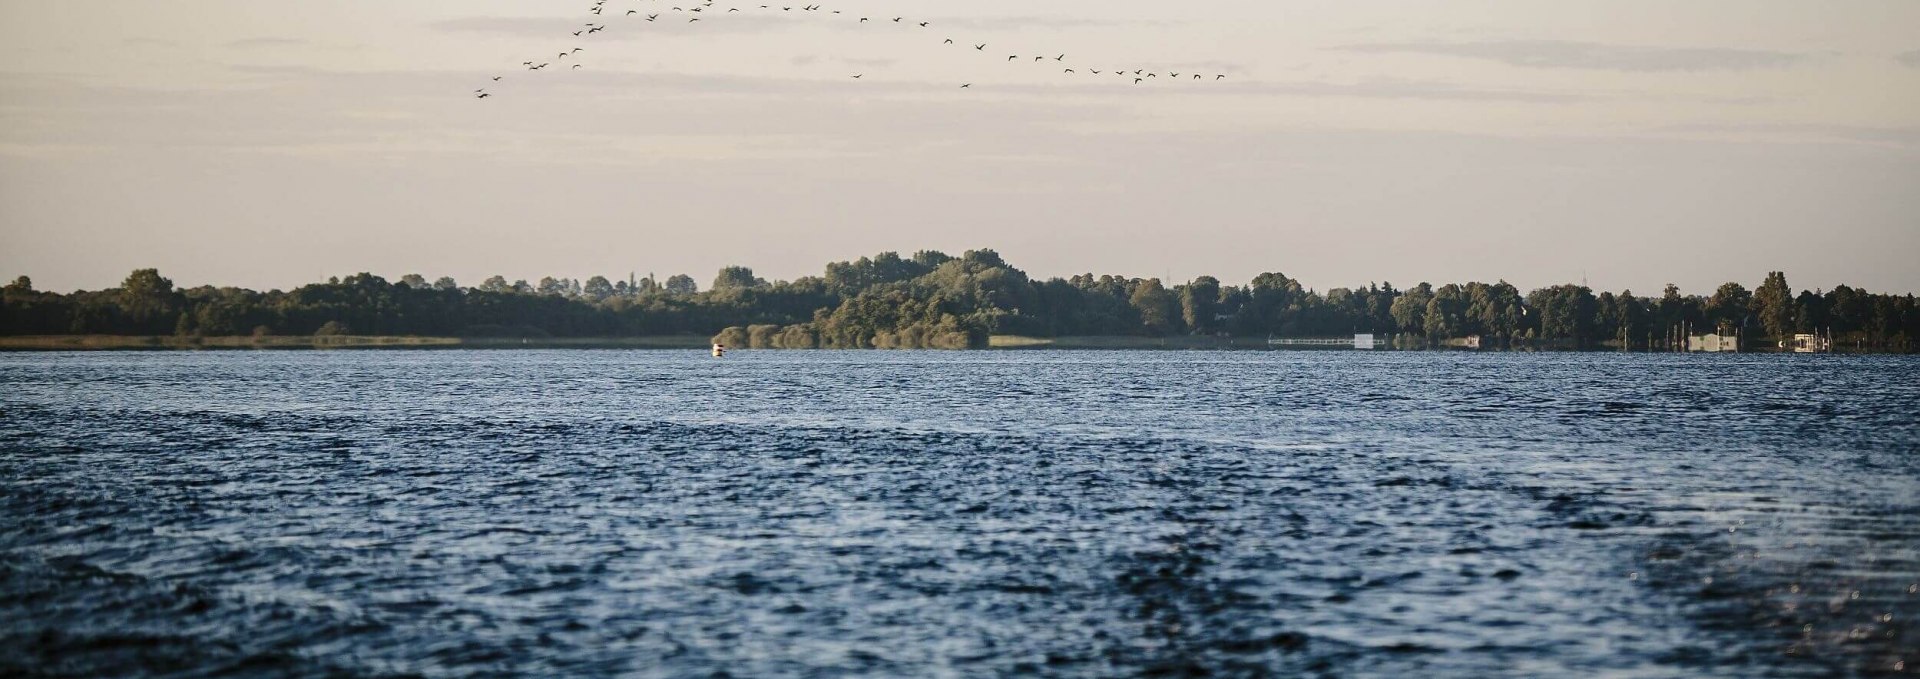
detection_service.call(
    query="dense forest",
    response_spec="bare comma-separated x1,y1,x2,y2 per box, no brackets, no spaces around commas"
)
2,249,1915,351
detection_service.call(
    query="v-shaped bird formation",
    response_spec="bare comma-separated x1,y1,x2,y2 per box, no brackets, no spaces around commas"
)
471,0,1230,99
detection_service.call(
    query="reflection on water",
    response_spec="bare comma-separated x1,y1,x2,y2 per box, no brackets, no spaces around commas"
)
1,350,1916,677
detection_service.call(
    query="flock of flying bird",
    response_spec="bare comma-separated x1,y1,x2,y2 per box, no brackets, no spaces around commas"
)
473,0,1230,98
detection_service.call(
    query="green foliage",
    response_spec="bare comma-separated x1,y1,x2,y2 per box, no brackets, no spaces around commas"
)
1707,282,1751,334
1525,285,1598,345
712,326,747,347
1180,276,1221,335
314,320,351,336
712,266,764,292
1129,279,1178,336
746,324,779,348
584,276,614,300
1753,271,1793,339
3,257,1915,351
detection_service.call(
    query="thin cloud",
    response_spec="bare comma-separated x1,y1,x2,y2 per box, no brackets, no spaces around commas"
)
1657,122,1920,149
122,37,180,49
226,37,310,49
1242,78,1594,103
972,76,1594,103
1333,40,1806,72
429,13,1132,40
431,15,802,39
926,16,1142,31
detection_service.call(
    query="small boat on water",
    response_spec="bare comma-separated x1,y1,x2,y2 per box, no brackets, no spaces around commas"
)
711,343,726,358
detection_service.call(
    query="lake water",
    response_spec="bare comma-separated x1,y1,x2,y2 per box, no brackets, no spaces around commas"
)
2,350,1917,677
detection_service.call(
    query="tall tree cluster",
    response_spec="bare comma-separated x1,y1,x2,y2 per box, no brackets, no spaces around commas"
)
2,256,1915,350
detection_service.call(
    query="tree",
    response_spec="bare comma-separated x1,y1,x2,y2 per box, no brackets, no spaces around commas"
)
314,320,351,336
665,274,697,296
119,268,177,333
1180,276,1221,334
1390,283,1432,335
1707,282,1751,334
912,250,954,269
1129,278,1178,335
1611,290,1644,344
1527,285,1598,345
122,268,172,299
3,252,1910,354
1424,284,1466,339
962,249,1006,269
711,266,763,292
1753,271,1794,339
399,274,428,289
712,326,748,347
1793,289,1825,333
1657,283,1701,334
583,276,614,300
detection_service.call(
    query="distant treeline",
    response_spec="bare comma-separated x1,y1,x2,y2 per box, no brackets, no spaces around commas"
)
3,249,1915,351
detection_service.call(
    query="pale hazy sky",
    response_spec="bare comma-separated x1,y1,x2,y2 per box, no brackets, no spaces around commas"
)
1,0,1916,294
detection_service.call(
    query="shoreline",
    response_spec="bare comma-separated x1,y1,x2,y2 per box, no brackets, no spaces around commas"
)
0,335,712,351
0,334,1900,353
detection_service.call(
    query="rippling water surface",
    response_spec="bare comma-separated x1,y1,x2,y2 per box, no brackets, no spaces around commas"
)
2,350,1917,677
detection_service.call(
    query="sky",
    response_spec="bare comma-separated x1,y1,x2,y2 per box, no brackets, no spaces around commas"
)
0,0,1916,295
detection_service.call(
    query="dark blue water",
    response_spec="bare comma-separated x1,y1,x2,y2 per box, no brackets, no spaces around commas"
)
2,350,1916,677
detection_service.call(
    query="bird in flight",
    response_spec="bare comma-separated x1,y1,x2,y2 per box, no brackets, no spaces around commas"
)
483,0,1236,97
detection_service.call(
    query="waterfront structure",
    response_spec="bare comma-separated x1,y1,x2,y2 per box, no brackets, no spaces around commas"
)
1688,334,1739,353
